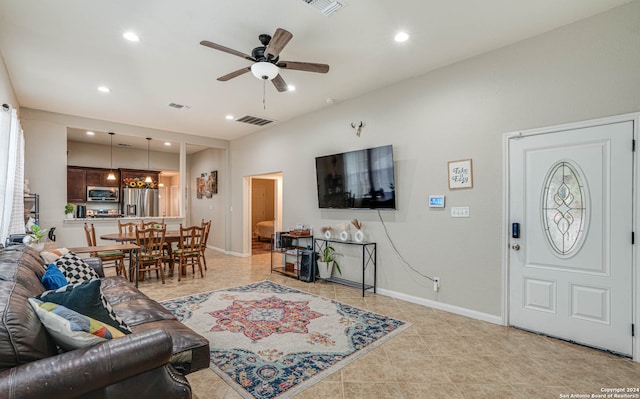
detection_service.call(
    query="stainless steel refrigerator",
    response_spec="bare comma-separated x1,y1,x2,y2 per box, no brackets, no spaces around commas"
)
121,188,159,217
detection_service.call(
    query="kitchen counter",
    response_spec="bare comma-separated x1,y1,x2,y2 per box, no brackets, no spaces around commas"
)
64,216,183,224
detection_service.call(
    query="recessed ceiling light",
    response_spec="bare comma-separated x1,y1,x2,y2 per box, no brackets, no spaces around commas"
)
287,85,296,92
164,142,171,146
225,115,234,120
123,31,140,42
97,86,111,93
394,31,410,43
86,131,95,136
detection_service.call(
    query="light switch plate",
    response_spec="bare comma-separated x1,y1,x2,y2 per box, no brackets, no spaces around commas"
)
451,207,470,218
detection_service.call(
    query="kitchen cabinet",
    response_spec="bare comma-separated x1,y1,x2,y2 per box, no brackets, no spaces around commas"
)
67,166,86,203
67,166,120,203
86,168,120,187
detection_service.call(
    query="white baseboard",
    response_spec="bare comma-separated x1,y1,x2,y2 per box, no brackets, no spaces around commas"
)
204,245,249,257
202,249,502,325
226,250,250,257
376,287,503,325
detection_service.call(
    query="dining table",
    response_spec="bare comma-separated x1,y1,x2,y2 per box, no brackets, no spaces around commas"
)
100,230,182,279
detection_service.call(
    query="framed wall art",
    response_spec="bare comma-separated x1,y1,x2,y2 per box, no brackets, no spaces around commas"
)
209,170,218,195
196,173,206,199
448,159,473,189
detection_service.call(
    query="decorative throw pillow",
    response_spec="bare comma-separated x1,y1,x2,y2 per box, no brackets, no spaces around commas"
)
37,279,130,334
28,298,124,351
40,248,70,264
41,264,68,290
54,252,100,284
99,290,132,333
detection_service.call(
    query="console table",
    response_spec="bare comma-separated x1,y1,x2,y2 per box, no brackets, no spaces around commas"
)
313,238,376,297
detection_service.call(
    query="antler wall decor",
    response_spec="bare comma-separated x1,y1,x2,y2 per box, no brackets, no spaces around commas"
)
351,121,365,137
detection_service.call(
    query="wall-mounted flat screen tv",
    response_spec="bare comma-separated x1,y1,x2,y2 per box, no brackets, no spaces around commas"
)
315,145,396,210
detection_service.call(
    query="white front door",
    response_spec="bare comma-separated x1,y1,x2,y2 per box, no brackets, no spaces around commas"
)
508,121,634,356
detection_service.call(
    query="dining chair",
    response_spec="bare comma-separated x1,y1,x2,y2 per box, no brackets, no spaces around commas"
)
116,220,138,279
139,219,165,229
135,225,167,284
118,220,137,234
173,224,204,281
200,219,211,270
140,219,170,264
83,223,127,279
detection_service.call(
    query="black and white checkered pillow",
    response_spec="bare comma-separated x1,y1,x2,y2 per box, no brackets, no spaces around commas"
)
55,252,100,284
100,289,132,333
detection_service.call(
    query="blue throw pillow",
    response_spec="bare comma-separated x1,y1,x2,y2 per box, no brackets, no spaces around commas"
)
41,264,68,290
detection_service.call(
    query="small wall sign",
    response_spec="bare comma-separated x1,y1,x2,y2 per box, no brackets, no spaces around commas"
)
448,159,473,189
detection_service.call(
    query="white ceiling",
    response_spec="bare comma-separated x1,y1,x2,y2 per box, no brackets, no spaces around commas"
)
0,0,631,141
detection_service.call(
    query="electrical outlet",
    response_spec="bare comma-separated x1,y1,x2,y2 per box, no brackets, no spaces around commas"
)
451,207,470,218
433,277,440,292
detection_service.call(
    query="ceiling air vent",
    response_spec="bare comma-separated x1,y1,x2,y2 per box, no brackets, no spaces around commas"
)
236,115,274,126
301,0,347,16
168,102,190,110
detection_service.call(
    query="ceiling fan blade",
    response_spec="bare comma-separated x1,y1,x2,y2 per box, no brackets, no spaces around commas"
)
265,28,293,60
277,61,329,74
200,40,255,62
272,74,288,92
217,67,251,81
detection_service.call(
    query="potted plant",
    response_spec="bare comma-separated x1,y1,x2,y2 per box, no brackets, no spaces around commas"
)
317,244,341,279
64,203,74,219
24,224,47,250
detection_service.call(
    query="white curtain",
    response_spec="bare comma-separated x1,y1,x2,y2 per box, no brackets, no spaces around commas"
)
0,105,25,245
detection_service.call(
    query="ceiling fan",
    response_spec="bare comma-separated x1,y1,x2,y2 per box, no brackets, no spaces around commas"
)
200,28,330,92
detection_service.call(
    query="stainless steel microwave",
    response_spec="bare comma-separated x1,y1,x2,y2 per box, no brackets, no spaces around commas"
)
87,186,119,202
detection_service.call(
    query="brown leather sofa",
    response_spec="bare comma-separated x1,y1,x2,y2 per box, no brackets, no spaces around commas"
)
0,245,210,399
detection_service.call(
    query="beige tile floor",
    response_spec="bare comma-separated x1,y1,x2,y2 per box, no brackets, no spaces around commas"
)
130,249,640,399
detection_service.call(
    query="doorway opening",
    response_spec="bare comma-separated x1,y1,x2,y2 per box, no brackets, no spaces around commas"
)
246,173,283,256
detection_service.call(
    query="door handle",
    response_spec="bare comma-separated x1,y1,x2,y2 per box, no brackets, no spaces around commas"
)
511,244,521,251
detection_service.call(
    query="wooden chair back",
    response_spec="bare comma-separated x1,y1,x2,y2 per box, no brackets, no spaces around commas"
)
135,226,167,260
118,220,137,234
201,219,211,247
177,224,204,253
140,219,165,230
83,223,98,256
135,226,166,284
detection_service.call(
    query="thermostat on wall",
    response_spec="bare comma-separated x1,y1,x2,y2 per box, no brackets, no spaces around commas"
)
429,195,445,208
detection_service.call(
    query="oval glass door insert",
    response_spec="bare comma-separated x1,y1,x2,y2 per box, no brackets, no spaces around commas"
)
541,161,589,257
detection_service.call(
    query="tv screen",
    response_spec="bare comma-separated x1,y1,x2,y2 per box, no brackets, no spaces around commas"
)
315,145,396,209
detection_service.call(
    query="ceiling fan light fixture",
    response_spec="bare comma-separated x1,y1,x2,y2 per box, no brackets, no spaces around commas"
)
251,62,279,80
394,31,410,43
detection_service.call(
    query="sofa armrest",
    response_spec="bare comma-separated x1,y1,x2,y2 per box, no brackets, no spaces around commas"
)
0,329,189,399
84,256,105,277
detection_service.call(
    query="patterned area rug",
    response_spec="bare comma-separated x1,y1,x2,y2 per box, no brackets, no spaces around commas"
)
161,280,410,399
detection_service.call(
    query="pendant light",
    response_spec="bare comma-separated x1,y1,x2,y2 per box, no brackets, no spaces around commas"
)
106,132,116,181
145,137,153,183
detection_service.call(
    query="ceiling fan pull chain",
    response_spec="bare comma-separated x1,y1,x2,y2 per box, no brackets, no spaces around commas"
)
263,79,267,110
